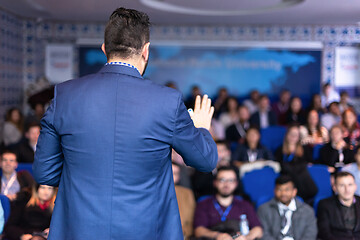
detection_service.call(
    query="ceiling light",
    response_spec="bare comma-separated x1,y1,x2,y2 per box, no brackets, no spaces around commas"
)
140,0,304,16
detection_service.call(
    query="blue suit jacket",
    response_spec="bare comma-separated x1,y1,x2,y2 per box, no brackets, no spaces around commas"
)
33,65,217,240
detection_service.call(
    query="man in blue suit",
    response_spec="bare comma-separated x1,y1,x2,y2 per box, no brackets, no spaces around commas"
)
33,7,218,240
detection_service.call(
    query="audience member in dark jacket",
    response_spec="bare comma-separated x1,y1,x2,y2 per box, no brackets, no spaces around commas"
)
317,171,360,240
225,105,250,144
284,97,307,126
275,125,317,203
4,184,57,240
250,95,277,129
232,127,274,168
318,125,354,173
10,123,40,163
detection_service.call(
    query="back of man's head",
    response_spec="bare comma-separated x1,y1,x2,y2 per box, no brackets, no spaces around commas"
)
104,8,150,60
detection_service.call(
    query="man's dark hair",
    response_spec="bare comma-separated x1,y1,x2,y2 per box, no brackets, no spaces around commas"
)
25,122,41,133
1,149,17,160
104,8,150,60
334,171,355,183
275,175,295,188
215,166,238,180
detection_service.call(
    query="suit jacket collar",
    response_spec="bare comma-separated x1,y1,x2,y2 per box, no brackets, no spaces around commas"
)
98,64,143,79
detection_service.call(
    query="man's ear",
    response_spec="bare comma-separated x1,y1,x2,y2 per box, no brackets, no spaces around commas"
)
101,43,106,57
142,42,150,62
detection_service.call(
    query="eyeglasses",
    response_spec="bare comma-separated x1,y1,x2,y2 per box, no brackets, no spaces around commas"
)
216,178,237,184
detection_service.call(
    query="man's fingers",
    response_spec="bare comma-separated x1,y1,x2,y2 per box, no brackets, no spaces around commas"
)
207,98,212,113
209,106,215,118
194,95,201,113
201,94,208,111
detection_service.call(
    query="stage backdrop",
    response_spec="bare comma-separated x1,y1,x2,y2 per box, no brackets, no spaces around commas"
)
78,43,321,100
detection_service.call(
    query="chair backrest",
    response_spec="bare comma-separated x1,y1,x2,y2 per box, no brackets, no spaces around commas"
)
307,164,333,212
16,163,33,176
242,167,279,208
0,195,10,222
312,144,324,161
260,126,287,153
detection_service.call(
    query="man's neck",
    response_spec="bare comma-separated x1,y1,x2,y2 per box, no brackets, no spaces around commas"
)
3,172,15,181
215,194,234,207
339,196,354,207
108,57,142,74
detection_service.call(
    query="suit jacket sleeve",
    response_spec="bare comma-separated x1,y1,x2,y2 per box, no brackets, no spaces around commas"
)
299,205,318,240
257,204,277,240
33,87,64,187
172,94,217,172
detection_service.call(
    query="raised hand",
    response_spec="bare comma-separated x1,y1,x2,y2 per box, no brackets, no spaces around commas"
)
188,95,214,130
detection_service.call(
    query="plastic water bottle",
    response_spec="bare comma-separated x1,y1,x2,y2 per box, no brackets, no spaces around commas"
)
240,214,250,236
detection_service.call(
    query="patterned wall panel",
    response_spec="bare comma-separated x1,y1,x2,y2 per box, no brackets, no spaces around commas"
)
0,9,24,124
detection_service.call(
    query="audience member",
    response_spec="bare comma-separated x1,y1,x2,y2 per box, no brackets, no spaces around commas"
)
342,147,360,196
307,93,325,116
319,125,355,173
272,89,291,125
214,87,229,118
210,119,226,141
2,108,24,147
257,175,317,240
320,83,340,108
165,81,178,89
10,122,40,163
193,166,263,240
225,105,250,144
219,97,239,130
185,85,202,109
341,108,360,150
172,162,196,239
275,125,317,202
232,127,274,168
250,95,277,129
321,101,341,130
284,97,307,126
339,91,353,113
192,141,233,200
24,103,45,127
243,90,260,115
299,109,328,145
0,150,34,201
317,171,360,240
4,184,56,240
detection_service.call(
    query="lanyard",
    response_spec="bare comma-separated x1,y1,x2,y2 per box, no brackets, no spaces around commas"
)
213,199,233,222
105,61,140,74
2,174,17,195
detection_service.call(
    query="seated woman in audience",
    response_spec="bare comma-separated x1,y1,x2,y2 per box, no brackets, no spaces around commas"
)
299,109,329,145
341,108,360,150
307,93,325,116
231,126,274,167
4,184,57,240
319,125,354,173
284,97,307,126
2,108,24,147
275,124,317,202
218,97,239,129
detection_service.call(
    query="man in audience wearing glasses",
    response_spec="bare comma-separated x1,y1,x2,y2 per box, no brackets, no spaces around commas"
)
257,175,317,240
193,166,263,240
317,171,360,239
